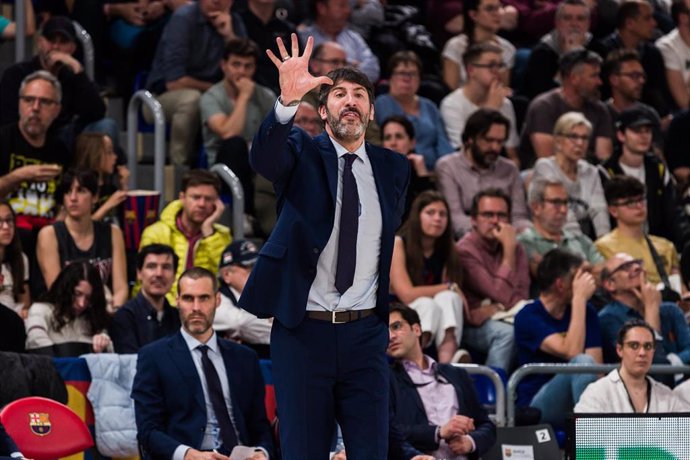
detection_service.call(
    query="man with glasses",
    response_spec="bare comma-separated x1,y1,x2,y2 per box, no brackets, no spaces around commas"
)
520,48,613,167
596,176,681,286
456,188,527,372
0,70,70,297
598,253,690,372
440,42,520,162
576,319,688,412
519,178,605,296
514,248,602,429
387,303,496,459
437,109,530,239
600,107,689,247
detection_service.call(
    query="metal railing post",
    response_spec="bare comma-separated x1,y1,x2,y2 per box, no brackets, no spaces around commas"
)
506,363,690,426
453,363,507,427
72,21,94,81
210,164,244,240
14,0,25,62
126,90,166,202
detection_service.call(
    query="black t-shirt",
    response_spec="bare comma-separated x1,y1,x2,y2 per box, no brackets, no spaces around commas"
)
0,124,71,230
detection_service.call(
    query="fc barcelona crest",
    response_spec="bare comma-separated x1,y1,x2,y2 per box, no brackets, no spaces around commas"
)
29,412,51,436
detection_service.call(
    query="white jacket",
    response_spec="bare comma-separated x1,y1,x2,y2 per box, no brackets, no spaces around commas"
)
575,369,690,413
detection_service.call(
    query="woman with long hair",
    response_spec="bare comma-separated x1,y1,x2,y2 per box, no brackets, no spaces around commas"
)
36,169,128,310
442,0,515,89
0,201,29,318
529,111,609,239
375,51,454,169
74,132,127,221
25,261,111,356
390,191,468,363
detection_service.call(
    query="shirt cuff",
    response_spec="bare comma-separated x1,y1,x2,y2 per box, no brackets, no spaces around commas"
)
255,446,269,459
10,453,23,459
274,98,299,124
466,434,477,453
173,444,191,460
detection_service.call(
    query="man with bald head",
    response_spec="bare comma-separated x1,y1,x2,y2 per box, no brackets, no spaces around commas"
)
598,252,690,371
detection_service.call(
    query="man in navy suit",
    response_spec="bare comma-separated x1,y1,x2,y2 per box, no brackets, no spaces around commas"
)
239,34,410,459
388,304,496,459
132,267,273,460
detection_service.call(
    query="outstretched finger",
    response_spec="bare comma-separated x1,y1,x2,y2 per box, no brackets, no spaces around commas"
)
276,36,289,60
315,75,334,87
291,32,300,58
266,49,282,68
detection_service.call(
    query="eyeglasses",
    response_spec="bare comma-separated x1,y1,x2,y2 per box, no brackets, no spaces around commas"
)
315,58,348,67
612,196,646,208
0,218,14,228
560,133,589,143
391,71,420,79
617,71,646,81
607,259,643,278
479,3,502,12
623,341,655,351
471,61,507,71
19,95,59,108
542,198,569,208
560,13,589,21
477,211,509,220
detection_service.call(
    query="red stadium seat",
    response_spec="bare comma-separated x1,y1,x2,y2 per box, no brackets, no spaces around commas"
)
0,396,93,460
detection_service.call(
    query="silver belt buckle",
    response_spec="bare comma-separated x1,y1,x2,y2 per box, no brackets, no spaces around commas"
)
332,310,347,324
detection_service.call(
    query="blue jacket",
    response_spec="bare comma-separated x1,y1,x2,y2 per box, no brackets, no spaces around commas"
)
241,110,410,328
131,332,273,459
390,361,496,458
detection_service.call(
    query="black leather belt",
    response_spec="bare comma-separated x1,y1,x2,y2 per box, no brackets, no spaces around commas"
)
306,308,375,324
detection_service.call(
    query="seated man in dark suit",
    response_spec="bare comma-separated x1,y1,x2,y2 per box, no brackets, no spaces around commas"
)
388,303,496,459
131,267,273,460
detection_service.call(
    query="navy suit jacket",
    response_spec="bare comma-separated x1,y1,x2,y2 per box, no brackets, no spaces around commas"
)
390,362,496,458
240,110,410,328
0,422,18,456
131,332,273,459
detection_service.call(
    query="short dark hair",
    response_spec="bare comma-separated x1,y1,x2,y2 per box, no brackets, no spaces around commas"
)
463,42,503,69
604,175,646,205
178,266,218,295
222,37,260,61
616,318,655,346
559,49,602,79
137,244,179,272
672,0,690,23
535,248,584,292
386,50,423,77
469,187,512,217
389,302,421,327
380,115,415,141
318,67,374,109
56,169,99,204
617,0,650,29
603,48,641,80
461,108,510,146
180,169,221,195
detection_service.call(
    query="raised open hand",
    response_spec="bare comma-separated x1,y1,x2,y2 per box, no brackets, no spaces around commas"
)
267,34,333,104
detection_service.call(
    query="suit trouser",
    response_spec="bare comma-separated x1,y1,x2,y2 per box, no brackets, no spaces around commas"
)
271,314,389,460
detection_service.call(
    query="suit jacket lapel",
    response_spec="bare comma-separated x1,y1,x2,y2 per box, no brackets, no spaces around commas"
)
316,133,338,205
396,364,427,415
168,332,206,413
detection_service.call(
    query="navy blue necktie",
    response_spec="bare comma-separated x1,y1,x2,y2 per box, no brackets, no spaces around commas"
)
197,345,239,451
335,153,359,294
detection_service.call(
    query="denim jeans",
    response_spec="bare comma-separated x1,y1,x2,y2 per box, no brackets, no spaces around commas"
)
531,353,597,429
463,319,515,372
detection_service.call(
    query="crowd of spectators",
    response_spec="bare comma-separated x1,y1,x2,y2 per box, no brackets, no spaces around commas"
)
4,0,690,457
